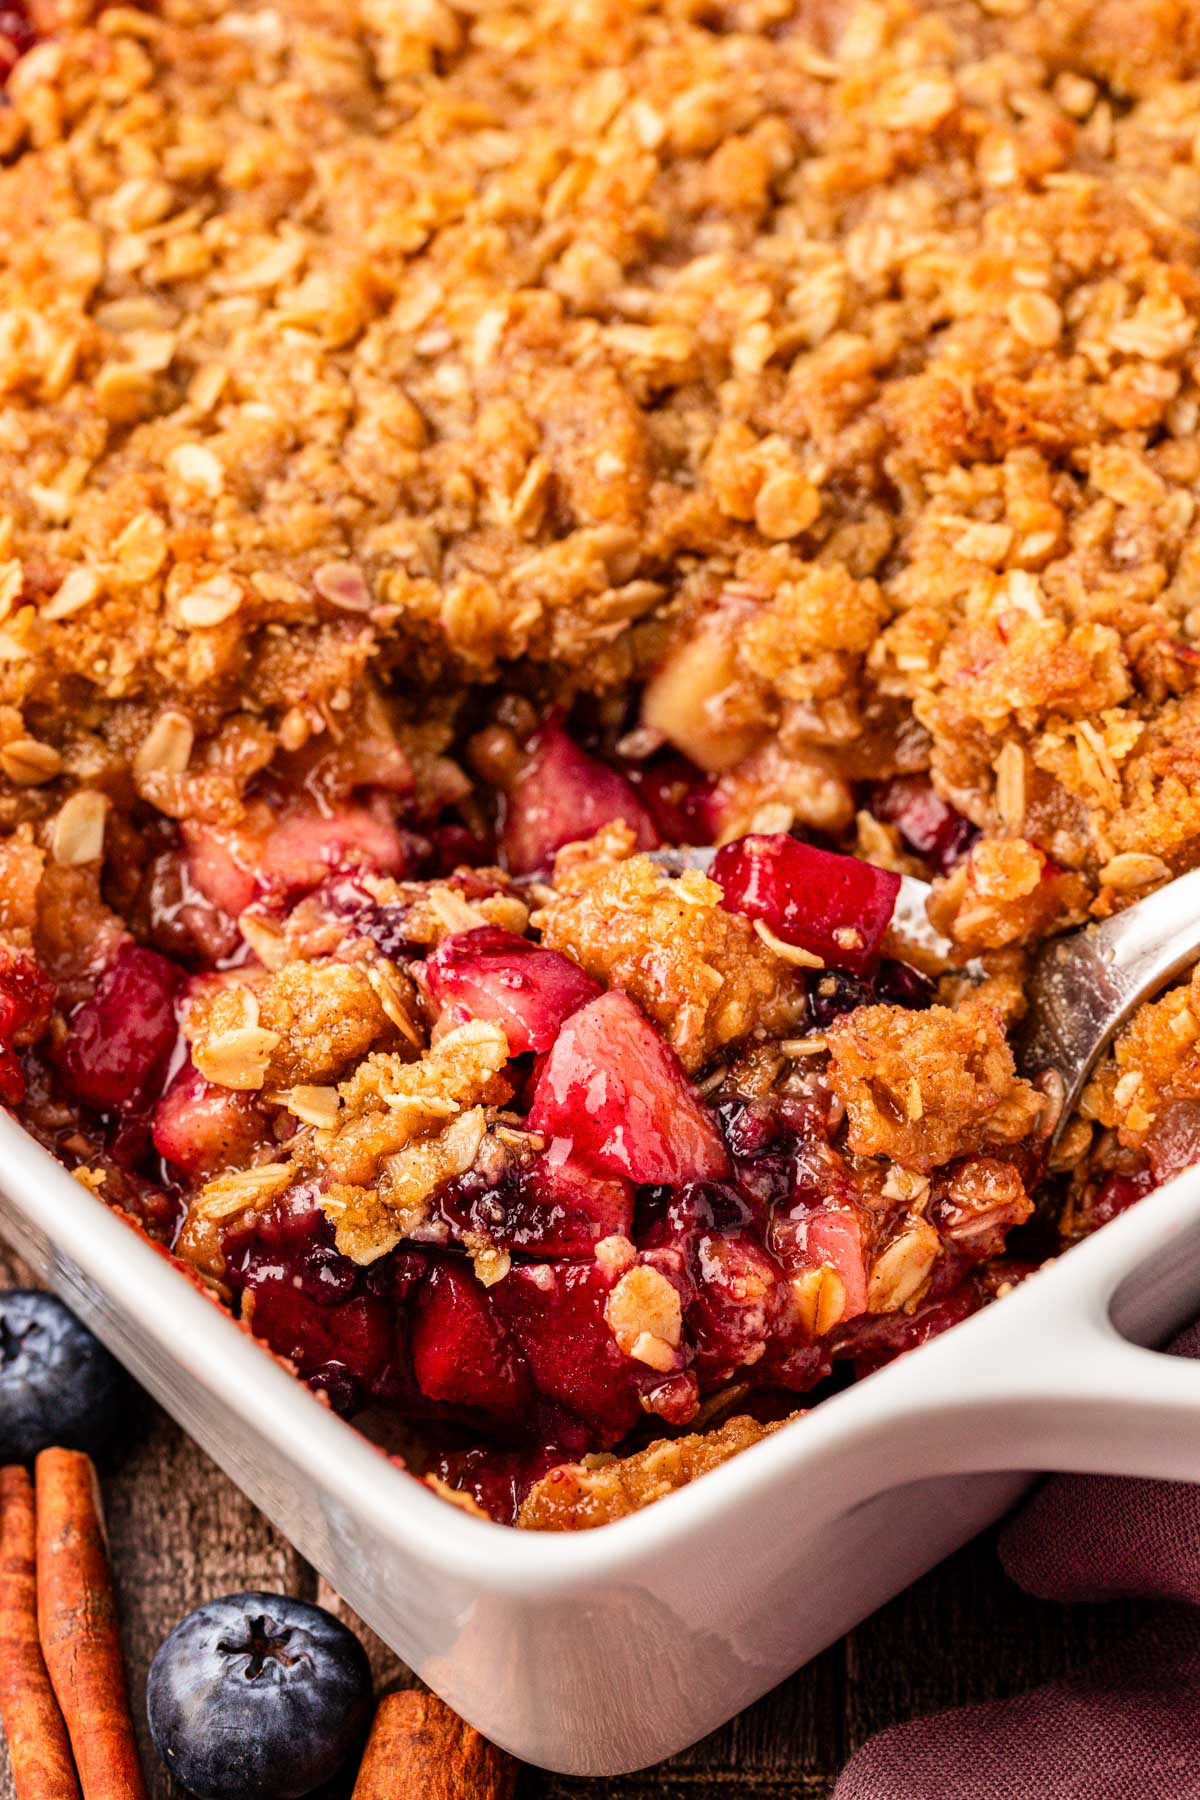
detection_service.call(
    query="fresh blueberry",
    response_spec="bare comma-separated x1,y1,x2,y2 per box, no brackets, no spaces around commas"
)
147,1592,372,1799
0,1289,126,1462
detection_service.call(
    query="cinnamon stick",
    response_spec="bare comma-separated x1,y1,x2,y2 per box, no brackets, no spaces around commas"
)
35,1449,147,1800
0,1466,81,1800
352,1690,517,1799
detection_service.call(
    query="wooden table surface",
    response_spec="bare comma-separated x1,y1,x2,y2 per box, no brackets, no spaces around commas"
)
0,1244,1149,1799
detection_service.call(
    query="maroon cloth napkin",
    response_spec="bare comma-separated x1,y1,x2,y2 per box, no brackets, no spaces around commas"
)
833,1321,1200,1799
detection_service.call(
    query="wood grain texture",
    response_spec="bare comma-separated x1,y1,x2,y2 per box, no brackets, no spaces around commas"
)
0,1245,1150,1799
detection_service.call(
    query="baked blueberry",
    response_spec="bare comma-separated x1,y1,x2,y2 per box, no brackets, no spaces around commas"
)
0,1290,125,1462
147,1592,372,1799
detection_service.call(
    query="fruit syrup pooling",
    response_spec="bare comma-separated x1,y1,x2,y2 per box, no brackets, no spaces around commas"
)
4,710,1099,1523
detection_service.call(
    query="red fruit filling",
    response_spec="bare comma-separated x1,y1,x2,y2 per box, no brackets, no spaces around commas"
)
0,2,34,80
868,776,977,876
186,878,1048,1523
528,990,730,1184
798,1211,870,1320
656,1191,800,1388
490,1261,643,1441
806,961,933,1030
223,1192,642,1451
223,1193,399,1415
152,1063,265,1180
141,844,242,965
410,1262,535,1428
422,926,601,1054
1142,1100,1200,1186
711,833,901,975
524,1151,635,1252
623,754,716,846
0,950,53,1106
1087,1164,1156,1226
499,720,659,876
436,1148,633,1258
9,700,1131,1531
185,800,412,919
58,946,182,1112
834,1285,982,1378
426,1442,570,1525
54,887,1057,1525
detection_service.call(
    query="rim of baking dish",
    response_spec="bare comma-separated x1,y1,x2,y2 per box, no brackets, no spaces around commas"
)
0,1109,1195,1593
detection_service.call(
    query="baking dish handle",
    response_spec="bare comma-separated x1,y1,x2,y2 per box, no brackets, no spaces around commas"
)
899,1174,1200,1487
947,1320,1200,1486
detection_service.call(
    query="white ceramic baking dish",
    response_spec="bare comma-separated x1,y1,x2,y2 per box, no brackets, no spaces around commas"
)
1,1108,1198,1777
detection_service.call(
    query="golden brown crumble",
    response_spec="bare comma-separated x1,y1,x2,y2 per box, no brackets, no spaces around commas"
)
1,0,1200,905
604,1263,685,1373
537,832,805,1073
928,839,1090,954
320,1018,509,1178
185,960,391,1089
326,1108,493,1265
931,1156,1033,1260
254,962,392,1086
1083,965,1200,1147
518,1412,792,1531
826,997,1045,1172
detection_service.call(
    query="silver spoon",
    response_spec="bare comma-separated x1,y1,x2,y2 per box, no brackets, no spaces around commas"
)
650,848,1200,1137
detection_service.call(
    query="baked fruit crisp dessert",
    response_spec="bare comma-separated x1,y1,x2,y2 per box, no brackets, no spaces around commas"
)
2,0,1200,1527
